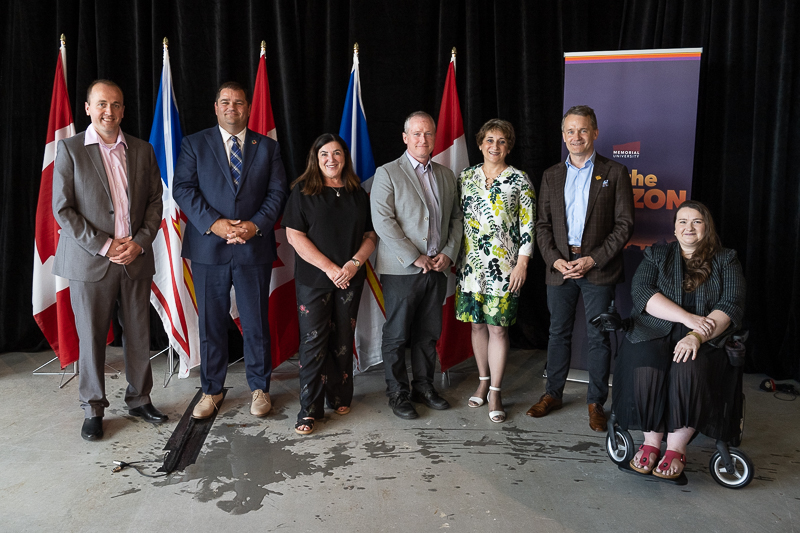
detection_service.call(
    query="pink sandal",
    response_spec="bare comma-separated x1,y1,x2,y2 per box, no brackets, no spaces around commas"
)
653,450,686,480
629,444,660,474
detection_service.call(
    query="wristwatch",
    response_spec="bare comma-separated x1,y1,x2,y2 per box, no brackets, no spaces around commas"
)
253,224,263,237
350,258,361,269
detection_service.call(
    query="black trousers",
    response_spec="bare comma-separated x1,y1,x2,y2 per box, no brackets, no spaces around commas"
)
295,281,364,419
380,271,447,395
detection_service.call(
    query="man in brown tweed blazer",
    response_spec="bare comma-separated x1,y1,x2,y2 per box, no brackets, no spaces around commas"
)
527,105,634,432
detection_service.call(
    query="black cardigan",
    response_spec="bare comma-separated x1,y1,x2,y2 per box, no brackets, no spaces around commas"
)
626,241,746,347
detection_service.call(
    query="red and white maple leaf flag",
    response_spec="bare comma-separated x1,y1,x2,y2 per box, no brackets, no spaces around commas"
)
32,36,79,368
243,41,299,369
432,47,473,372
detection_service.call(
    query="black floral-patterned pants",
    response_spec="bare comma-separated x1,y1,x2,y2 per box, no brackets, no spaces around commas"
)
295,281,364,419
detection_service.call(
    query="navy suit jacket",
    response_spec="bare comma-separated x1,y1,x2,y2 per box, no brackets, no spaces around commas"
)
173,126,288,265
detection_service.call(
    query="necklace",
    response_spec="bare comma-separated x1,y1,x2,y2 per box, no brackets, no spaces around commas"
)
333,187,342,197
483,166,508,189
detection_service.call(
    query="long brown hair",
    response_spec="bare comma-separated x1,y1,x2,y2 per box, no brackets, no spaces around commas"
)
674,200,721,292
291,133,361,195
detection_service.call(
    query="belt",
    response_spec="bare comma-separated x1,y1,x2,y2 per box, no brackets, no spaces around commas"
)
569,246,581,254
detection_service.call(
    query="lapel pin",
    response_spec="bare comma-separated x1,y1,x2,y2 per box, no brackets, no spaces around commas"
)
251,139,258,145
595,175,602,180
602,179,609,187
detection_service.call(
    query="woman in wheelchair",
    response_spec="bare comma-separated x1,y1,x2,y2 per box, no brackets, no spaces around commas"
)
612,200,745,480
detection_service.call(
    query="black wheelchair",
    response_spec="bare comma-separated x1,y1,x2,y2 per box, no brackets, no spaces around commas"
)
592,303,754,489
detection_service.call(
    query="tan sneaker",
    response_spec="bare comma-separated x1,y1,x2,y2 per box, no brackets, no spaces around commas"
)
250,390,272,417
192,393,223,419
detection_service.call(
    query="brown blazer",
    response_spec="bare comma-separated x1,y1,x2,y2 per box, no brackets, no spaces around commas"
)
536,153,634,286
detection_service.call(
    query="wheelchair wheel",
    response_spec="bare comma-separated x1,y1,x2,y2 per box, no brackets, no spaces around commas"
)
606,427,635,465
709,447,753,489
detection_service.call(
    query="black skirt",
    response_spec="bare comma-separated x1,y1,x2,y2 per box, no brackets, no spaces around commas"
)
611,322,728,439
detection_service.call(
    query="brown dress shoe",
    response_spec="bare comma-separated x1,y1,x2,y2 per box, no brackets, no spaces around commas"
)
525,393,563,417
250,390,272,417
588,403,607,432
192,393,223,419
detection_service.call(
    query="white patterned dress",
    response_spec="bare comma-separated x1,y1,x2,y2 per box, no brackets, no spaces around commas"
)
455,164,536,326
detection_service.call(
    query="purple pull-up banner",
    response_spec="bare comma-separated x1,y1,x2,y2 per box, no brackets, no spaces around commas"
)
560,48,703,376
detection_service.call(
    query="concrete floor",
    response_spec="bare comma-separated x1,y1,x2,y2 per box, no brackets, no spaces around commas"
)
1,347,798,532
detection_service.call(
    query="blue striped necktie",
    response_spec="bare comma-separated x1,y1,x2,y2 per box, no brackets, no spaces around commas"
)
230,135,242,189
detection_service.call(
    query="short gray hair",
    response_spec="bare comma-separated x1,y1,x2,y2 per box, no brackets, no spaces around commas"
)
561,105,598,131
403,111,436,133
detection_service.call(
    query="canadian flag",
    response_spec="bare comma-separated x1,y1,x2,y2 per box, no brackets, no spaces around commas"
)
246,42,299,368
32,38,79,368
432,48,473,372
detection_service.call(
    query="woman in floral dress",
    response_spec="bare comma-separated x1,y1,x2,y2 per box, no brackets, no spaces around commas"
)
283,133,377,435
456,119,536,422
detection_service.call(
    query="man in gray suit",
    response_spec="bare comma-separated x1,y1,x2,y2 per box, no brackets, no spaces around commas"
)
53,80,167,441
371,111,463,419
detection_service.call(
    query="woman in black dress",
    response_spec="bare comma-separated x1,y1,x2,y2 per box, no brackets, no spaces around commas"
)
283,133,377,435
613,200,745,479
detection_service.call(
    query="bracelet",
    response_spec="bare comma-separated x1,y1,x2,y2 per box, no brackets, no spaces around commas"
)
686,331,703,343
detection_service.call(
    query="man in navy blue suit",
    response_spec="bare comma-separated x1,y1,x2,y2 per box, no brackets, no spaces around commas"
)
173,81,288,419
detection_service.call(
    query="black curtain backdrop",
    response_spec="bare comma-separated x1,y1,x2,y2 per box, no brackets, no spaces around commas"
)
2,1,798,380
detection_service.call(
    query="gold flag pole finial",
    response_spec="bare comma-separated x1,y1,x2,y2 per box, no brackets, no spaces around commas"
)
354,42,359,55
451,47,457,56
60,34,66,46
163,37,169,48
261,40,266,53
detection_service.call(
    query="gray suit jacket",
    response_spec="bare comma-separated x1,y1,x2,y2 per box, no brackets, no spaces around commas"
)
52,131,163,282
370,154,463,275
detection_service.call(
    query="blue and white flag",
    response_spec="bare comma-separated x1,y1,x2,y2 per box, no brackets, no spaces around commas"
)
338,46,383,372
339,48,376,189
148,40,199,378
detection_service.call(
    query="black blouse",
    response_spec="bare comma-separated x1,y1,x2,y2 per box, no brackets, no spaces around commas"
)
282,184,373,288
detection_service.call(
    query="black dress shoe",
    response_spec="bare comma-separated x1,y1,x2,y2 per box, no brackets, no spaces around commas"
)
389,392,419,419
410,388,450,410
128,403,169,424
81,417,103,441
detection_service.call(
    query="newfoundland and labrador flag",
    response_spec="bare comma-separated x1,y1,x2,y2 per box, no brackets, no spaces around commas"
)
338,46,384,372
148,40,200,378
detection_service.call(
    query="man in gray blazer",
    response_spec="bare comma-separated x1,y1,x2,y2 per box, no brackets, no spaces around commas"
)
52,80,166,441
371,111,463,419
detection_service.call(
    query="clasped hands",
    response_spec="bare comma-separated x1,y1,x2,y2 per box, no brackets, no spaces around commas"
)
553,256,595,279
413,253,451,274
106,236,141,265
211,218,257,244
673,314,716,363
326,261,358,290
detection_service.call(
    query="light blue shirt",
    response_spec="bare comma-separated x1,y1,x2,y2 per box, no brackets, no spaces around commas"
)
405,151,441,255
564,151,596,246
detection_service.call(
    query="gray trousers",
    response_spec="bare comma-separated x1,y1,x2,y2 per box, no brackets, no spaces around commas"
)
70,263,153,418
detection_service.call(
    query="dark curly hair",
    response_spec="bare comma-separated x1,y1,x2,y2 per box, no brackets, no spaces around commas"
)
674,200,721,292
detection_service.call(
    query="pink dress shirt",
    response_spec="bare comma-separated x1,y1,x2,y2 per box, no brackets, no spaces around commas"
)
84,124,130,257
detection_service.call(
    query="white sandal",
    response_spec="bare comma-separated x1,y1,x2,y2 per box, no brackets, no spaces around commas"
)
468,376,491,408
488,386,506,423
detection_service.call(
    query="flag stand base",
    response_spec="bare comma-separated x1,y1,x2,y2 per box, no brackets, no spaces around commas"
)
32,359,78,388
33,357,121,387
150,346,177,388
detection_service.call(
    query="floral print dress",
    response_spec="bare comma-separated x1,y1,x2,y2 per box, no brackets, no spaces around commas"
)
455,164,536,326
